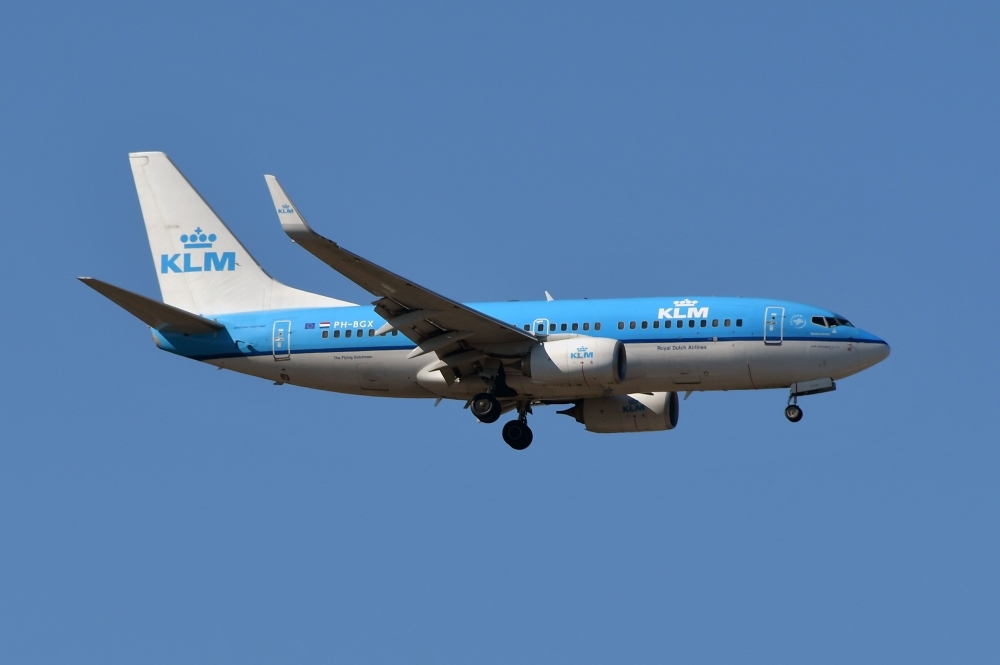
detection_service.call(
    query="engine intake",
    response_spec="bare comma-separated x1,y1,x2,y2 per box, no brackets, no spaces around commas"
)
559,392,679,433
521,337,626,388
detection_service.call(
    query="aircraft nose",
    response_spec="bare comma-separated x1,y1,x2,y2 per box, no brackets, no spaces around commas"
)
858,337,890,368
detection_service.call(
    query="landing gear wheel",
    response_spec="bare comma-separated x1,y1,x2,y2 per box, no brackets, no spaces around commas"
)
471,393,502,423
785,404,803,422
502,420,533,450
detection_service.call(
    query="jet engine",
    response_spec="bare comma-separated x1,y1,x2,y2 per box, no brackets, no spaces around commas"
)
521,337,626,388
559,392,679,433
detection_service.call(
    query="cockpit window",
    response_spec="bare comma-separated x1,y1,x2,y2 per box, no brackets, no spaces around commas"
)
812,315,855,328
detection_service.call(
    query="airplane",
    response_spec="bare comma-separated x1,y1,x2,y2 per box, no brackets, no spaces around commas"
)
80,152,890,450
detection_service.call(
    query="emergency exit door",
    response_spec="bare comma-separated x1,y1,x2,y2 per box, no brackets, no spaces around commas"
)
272,320,291,360
763,307,784,345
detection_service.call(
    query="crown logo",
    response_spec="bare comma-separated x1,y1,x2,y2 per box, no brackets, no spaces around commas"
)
577,346,589,352
277,204,295,214
673,298,698,307
180,227,217,249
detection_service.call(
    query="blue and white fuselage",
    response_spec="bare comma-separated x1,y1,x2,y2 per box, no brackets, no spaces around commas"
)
81,153,890,448
154,297,888,400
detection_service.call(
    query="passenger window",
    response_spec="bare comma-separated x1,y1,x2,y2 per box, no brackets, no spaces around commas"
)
594,322,601,331
700,319,707,328
524,324,530,331
724,318,731,327
334,330,341,338
549,323,556,332
653,320,659,329
736,319,743,327
561,323,567,331
345,329,352,337
537,324,544,332
369,329,375,337
712,319,718,327
392,330,398,336
688,320,695,328
583,323,590,331
322,330,329,338
641,321,648,329
629,321,636,329
665,320,672,328
618,322,625,330
572,323,578,331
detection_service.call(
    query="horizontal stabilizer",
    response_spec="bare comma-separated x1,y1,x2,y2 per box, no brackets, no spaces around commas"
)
78,277,224,335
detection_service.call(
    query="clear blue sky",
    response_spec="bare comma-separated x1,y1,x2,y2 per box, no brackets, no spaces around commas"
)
2,2,998,662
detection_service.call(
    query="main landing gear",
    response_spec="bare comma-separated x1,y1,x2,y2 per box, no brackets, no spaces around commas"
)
469,365,533,449
502,403,533,450
471,393,533,449
470,393,501,424
502,420,533,450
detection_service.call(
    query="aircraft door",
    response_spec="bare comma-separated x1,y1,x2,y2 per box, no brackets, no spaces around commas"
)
272,320,291,360
532,318,550,335
763,307,784,345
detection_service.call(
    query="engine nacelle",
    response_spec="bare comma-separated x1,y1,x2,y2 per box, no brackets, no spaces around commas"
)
521,337,626,388
560,392,679,433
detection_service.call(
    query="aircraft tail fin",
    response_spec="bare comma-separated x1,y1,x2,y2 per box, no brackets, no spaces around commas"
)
78,277,224,335
128,152,354,315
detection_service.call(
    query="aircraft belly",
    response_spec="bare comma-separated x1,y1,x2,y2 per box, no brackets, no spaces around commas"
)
221,350,434,397
213,340,852,400
747,341,814,388
625,341,751,392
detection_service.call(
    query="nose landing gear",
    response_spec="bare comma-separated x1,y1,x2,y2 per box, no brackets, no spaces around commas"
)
785,391,803,422
784,404,803,422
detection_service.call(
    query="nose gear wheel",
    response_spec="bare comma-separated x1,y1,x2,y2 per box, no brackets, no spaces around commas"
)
785,404,803,422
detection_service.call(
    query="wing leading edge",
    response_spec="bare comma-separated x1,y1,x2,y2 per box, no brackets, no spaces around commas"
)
264,175,536,381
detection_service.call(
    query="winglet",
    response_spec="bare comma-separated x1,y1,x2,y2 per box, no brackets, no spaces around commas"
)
264,174,317,243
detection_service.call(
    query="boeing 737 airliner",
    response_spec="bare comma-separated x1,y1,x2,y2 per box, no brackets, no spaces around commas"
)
80,153,890,449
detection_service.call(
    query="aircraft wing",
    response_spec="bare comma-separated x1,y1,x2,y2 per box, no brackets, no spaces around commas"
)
265,176,536,376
